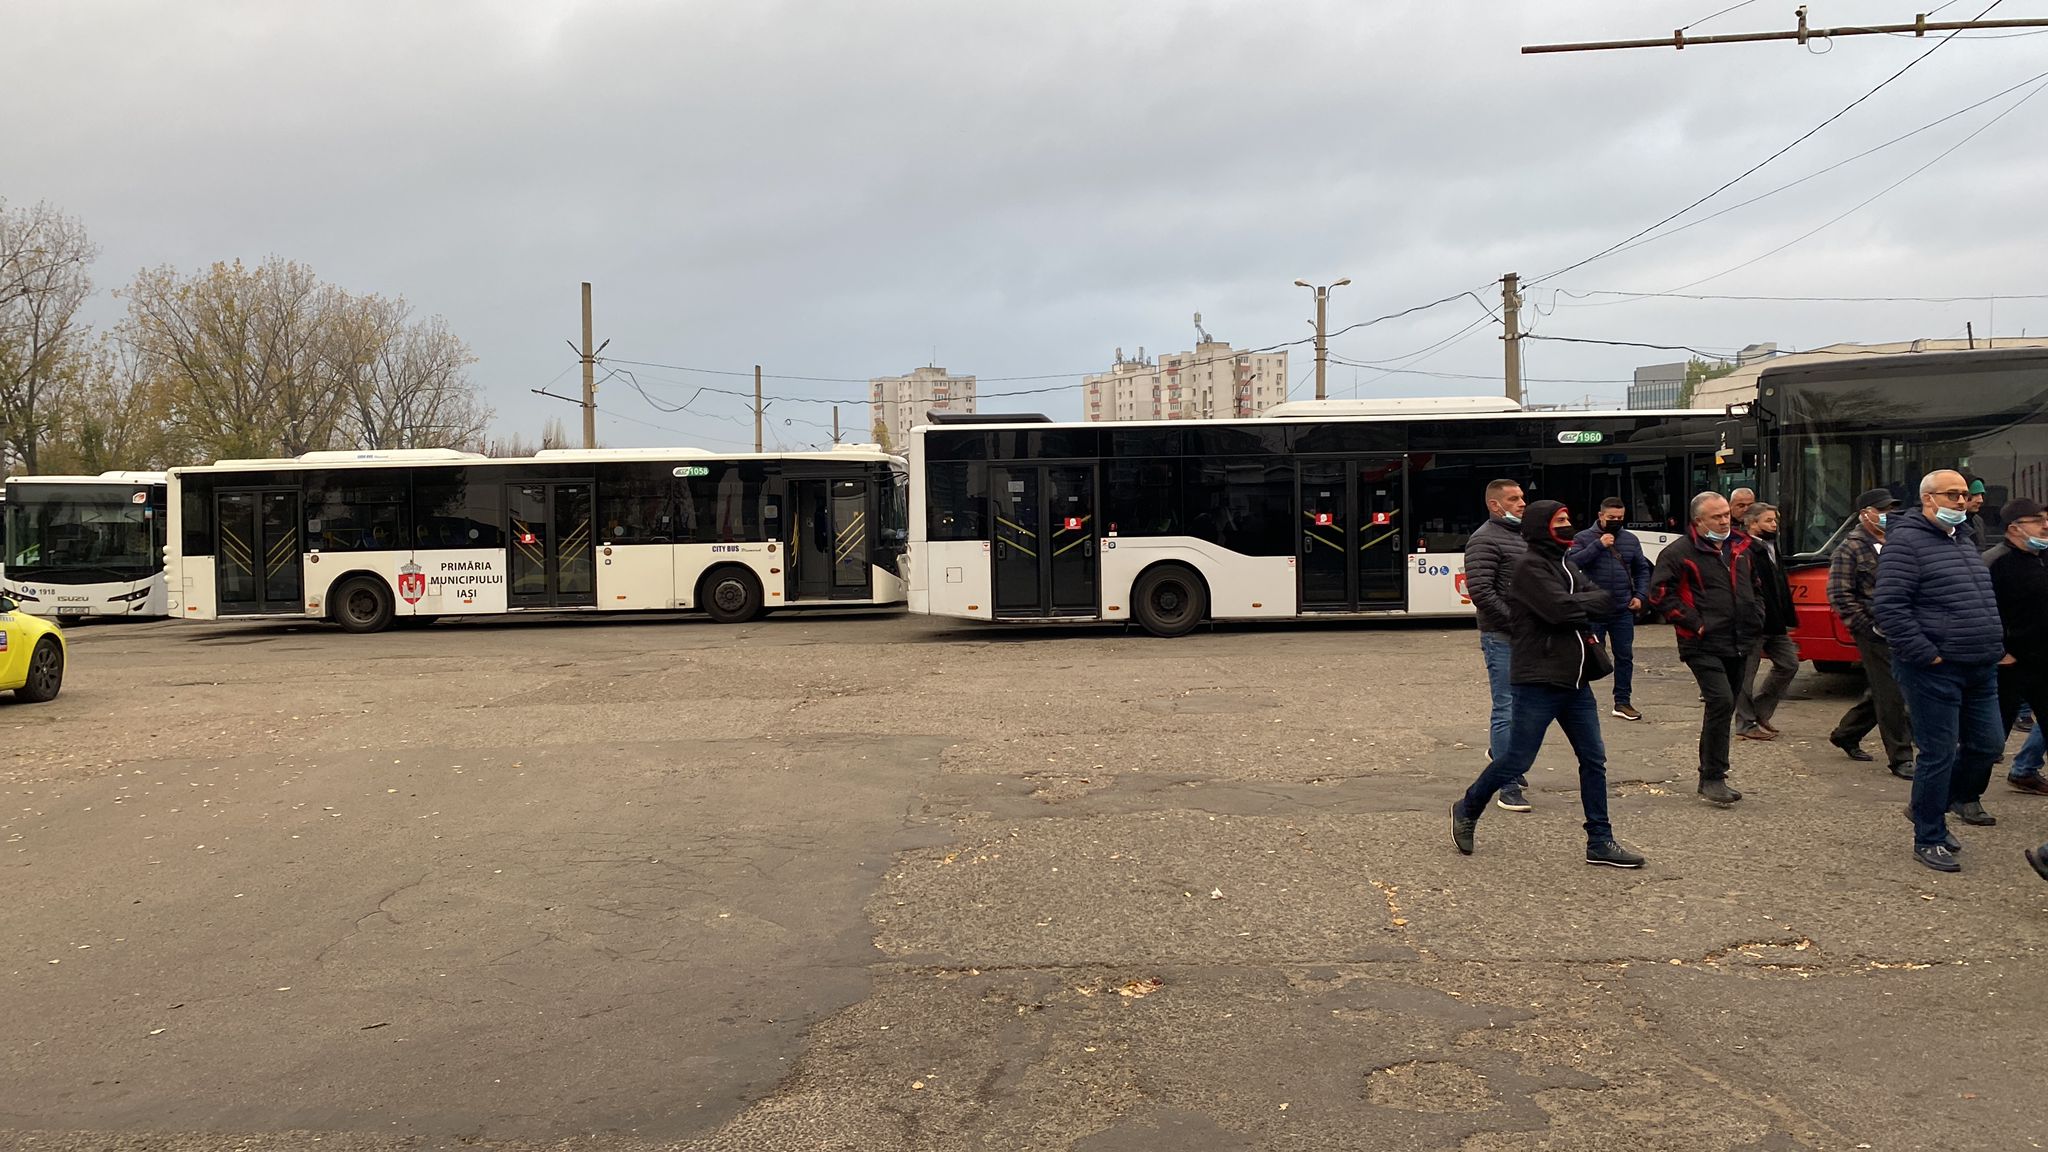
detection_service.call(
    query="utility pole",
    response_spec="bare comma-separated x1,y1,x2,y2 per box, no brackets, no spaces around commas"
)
753,365,764,452
1967,321,1976,349
832,406,841,445
1502,272,1524,408
1524,10,2048,53
1294,278,1350,400
580,282,597,449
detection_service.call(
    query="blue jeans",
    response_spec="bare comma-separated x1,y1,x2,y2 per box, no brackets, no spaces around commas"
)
1894,659,2004,849
1479,632,1527,787
1460,681,1614,844
1587,613,1635,707
2014,725,2045,779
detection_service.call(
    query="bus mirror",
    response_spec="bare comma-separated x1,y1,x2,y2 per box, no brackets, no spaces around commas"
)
1713,419,1743,465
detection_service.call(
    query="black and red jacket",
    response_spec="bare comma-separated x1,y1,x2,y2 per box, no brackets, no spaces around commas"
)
1647,528,1767,660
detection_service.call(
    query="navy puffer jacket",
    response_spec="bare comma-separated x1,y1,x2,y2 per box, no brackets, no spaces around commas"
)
1873,509,2005,667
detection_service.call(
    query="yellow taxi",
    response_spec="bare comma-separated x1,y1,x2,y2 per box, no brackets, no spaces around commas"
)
0,594,65,702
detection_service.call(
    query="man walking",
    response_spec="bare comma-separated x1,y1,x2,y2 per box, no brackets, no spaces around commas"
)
1451,500,1644,868
1875,469,2006,873
1734,503,1799,740
1983,499,2048,798
1567,496,1650,722
1648,491,1766,806
1465,478,1534,812
1826,489,1914,778
1729,487,1757,527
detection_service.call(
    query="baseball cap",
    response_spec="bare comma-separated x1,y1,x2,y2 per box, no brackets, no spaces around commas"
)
1856,488,1901,511
2001,497,2044,522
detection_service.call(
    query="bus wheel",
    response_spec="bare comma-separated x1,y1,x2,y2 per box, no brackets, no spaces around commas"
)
1132,564,1207,638
700,567,763,624
332,577,395,634
17,638,64,702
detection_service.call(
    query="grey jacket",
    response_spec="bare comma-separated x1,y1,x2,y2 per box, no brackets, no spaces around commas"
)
1465,516,1527,635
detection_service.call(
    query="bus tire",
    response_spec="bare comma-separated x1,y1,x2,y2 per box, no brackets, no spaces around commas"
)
1132,563,1207,638
17,637,64,702
331,576,395,634
699,566,763,624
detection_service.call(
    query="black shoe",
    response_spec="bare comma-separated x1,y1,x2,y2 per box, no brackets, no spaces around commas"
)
1888,761,1915,780
1450,800,1476,856
1496,784,1533,813
1830,735,1874,762
1914,843,1962,873
1945,830,1963,853
2026,846,2048,882
1698,778,1742,806
1586,840,1646,868
1950,800,1996,826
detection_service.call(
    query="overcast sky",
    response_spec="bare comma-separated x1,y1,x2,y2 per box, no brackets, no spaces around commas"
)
8,0,2046,451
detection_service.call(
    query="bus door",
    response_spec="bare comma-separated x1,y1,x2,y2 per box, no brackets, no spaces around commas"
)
1298,456,1406,612
216,490,302,614
990,464,1097,618
790,477,873,601
506,482,597,609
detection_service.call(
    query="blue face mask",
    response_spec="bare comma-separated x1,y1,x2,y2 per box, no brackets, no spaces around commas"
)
1878,512,1890,529
1935,506,1969,528
1704,528,1730,542
2027,535,2048,553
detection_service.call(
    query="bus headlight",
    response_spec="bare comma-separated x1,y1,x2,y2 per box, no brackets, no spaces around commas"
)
107,587,153,603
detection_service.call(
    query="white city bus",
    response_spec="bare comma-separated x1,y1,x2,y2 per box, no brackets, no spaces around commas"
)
908,398,1751,637
166,446,906,633
2,472,171,619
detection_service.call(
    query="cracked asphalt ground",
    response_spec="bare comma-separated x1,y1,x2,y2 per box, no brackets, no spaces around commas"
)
5,614,2047,1152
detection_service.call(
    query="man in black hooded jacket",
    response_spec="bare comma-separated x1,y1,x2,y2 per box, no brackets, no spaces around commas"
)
1451,500,1646,868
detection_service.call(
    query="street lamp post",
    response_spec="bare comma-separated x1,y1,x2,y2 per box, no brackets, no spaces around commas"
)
1294,278,1350,400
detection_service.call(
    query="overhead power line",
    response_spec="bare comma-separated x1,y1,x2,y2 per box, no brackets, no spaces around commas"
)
1558,289,2048,304
1528,1,2006,288
1523,3,2040,53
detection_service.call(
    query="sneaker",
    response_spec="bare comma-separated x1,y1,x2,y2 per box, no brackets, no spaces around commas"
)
1698,778,1742,806
2009,774,2048,796
1450,800,1476,856
1586,840,1646,868
1496,784,1533,813
2027,846,2048,882
1950,800,1997,826
1914,843,1962,873
1612,704,1642,722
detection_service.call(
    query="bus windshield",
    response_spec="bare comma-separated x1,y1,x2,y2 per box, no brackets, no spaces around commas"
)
1762,348,2048,555
4,484,160,578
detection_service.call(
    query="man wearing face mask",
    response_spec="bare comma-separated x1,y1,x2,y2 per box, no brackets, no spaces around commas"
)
1464,478,1535,812
1568,497,1650,722
1734,503,1799,741
1983,499,2048,798
1874,469,2006,873
1451,500,1644,868
1648,491,1767,806
1826,489,1914,778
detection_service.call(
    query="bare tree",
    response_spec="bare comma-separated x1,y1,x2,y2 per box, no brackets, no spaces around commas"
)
330,294,489,452
40,335,184,473
123,257,350,460
0,199,98,473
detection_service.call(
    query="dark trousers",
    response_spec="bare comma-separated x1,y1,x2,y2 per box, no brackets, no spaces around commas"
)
1588,613,1635,707
1831,633,1914,773
1459,681,1614,844
1736,633,1800,730
1684,651,1751,781
1895,659,2003,848
1998,659,2048,740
